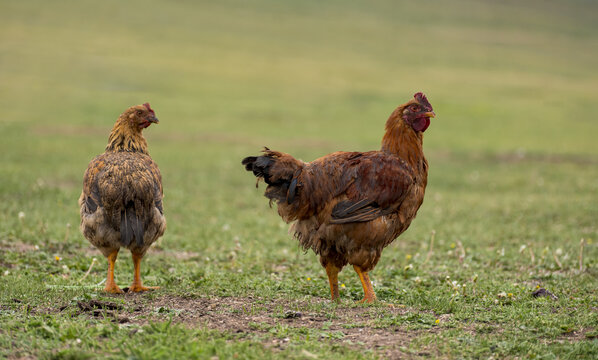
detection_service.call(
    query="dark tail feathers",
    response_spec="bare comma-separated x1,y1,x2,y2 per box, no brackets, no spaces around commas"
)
120,201,144,247
242,148,302,204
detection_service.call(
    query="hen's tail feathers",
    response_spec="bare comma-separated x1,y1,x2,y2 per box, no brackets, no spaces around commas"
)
242,148,303,204
120,201,145,247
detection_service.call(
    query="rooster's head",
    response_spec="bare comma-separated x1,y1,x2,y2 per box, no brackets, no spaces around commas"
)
122,103,159,130
400,92,435,133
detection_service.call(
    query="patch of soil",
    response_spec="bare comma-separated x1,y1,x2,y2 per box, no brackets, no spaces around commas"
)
555,327,597,342
71,299,129,323
59,294,435,357
0,240,38,253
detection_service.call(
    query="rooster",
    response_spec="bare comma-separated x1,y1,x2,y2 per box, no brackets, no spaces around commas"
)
242,93,435,302
79,103,166,293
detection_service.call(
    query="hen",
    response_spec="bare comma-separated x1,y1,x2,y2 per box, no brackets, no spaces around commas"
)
79,103,166,293
242,93,435,302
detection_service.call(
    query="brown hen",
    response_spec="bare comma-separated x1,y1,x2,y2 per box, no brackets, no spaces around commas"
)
79,103,166,293
242,93,435,302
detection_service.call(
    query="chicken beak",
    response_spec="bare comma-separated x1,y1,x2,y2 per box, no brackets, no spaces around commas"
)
148,115,159,124
424,111,436,118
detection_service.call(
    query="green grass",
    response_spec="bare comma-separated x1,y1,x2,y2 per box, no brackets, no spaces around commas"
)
1,0,597,358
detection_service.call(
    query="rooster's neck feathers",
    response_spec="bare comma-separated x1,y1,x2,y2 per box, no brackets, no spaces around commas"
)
381,107,425,172
105,117,149,154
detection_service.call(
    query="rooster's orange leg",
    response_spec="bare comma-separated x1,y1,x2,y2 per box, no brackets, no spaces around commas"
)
129,253,159,292
104,250,124,294
325,263,341,302
353,265,376,303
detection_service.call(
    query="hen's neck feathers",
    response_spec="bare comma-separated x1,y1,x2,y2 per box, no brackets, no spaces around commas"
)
105,117,149,154
381,107,425,173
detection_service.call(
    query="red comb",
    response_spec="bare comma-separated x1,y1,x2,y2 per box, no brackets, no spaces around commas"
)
143,102,155,115
414,92,433,111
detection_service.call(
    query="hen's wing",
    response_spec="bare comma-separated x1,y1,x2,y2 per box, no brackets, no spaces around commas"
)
323,152,415,224
82,152,163,246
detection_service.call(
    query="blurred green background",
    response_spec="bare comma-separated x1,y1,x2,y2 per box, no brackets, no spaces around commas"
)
1,0,596,252
2,0,597,154
1,0,597,357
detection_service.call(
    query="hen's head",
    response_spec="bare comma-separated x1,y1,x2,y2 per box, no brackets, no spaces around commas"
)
121,103,159,130
400,92,435,132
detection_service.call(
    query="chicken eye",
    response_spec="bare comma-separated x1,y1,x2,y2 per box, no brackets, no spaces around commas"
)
410,105,420,112
136,110,143,116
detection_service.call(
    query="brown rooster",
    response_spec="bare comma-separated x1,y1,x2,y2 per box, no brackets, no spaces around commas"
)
79,103,166,293
242,93,435,302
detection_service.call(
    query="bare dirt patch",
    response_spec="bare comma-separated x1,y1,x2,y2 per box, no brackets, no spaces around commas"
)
66,294,438,357
0,240,39,254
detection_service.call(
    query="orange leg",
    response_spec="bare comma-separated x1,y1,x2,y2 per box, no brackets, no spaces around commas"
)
104,250,123,294
353,265,376,303
129,253,159,292
325,263,341,302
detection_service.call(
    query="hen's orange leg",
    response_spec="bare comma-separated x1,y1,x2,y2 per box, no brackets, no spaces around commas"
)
104,250,124,294
353,265,376,303
325,263,341,302
129,253,159,292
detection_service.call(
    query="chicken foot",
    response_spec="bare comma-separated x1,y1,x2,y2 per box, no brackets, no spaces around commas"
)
129,253,159,292
353,265,376,303
104,250,124,294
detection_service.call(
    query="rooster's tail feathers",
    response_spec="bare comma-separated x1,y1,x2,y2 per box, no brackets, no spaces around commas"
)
242,148,304,204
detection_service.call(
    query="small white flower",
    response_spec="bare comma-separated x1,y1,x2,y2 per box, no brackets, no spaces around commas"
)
76,338,82,344
3,270,9,276
519,245,527,253
555,248,563,256
18,211,25,220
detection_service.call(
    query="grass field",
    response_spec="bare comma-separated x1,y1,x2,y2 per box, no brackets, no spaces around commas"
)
1,0,597,358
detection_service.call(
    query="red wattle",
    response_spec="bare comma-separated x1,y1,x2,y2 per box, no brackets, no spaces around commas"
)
412,117,430,132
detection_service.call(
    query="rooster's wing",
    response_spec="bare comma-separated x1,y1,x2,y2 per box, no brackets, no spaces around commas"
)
326,152,415,224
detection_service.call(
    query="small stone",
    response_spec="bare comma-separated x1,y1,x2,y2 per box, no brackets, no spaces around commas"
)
284,311,302,319
531,288,558,300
